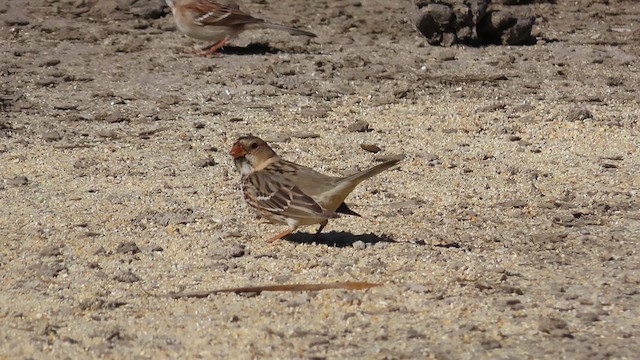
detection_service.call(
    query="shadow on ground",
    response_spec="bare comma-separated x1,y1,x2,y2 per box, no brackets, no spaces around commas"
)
283,231,397,247
219,43,283,55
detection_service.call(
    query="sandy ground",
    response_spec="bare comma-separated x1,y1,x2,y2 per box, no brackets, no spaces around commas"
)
1,0,639,358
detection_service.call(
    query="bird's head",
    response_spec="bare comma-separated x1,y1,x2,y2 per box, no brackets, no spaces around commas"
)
229,135,277,174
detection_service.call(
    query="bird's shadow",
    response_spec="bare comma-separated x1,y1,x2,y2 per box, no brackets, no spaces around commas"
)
218,42,284,55
284,231,397,247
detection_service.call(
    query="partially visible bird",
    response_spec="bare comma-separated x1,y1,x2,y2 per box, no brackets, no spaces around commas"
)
165,0,316,56
229,136,400,242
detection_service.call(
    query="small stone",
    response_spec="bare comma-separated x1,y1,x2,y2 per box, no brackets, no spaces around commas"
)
352,240,366,250
360,144,382,153
102,112,127,123
35,77,60,87
538,316,572,338
374,154,405,162
406,283,430,293
6,176,28,186
371,96,395,106
33,262,66,278
39,59,61,67
39,245,63,257
54,103,78,110
291,132,320,139
194,157,217,168
262,133,291,143
113,270,140,283
347,120,371,132
564,108,593,122
576,311,600,322
299,107,330,118
115,241,140,255
497,199,527,208
96,129,119,138
476,103,506,113
3,16,29,26
42,130,63,141
157,95,181,106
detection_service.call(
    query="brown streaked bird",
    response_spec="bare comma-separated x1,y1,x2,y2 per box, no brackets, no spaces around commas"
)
165,0,316,56
229,136,400,242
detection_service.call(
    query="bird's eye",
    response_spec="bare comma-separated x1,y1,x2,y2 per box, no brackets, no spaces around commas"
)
250,142,258,149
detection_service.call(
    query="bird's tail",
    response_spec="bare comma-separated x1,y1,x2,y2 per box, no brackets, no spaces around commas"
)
258,22,317,37
343,159,401,186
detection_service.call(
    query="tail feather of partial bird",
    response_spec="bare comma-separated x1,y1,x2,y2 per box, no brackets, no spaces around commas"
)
260,22,317,37
344,159,401,186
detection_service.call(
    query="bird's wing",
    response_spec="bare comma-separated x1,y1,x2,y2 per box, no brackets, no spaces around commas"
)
244,170,338,222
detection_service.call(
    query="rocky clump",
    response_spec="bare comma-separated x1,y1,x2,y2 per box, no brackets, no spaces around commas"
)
415,0,536,46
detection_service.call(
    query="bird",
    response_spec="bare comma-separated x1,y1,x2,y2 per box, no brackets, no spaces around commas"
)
229,135,400,242
164,0,316,56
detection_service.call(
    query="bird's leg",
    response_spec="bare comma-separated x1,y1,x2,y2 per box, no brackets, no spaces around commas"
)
315,220,329,236
196,37,228,56
267,227,295,243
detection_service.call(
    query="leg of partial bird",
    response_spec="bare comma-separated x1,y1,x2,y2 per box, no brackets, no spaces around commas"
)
267,227,295,243
197,37,228,56
315,220,328,236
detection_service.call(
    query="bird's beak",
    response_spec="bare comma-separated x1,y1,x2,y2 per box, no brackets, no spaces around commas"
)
229,143,246,158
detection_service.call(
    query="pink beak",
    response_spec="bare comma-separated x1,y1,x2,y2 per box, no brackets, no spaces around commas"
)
229,143,246,158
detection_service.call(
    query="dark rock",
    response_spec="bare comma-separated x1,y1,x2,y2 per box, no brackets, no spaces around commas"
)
360,144,382,153
478,10,535,45
415,0,489,46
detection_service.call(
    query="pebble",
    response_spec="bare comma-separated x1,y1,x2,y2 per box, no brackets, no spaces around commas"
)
102,112,127,123
6,176,28,186
497,199,527,208
35,77,60,87
291,132,320,139
538,316,573,338
194,157,217,168
116,241,140,255
299,108,329,118
54,103,79,110
262,133,291,143
113,270,140,283
347,120,371,133
406,283,430,293
42,130,63,141
96,129,119,139
38,59,61,67
352,240,366,250
39,245,63,257
360,144,381,153
374,154,405,162
564,108,593,122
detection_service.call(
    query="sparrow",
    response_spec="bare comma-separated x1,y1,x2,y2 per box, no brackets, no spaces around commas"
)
229,136,400,242
165,0,317,56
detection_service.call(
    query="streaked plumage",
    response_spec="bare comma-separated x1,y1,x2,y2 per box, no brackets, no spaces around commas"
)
229,136,400,242
165,0,316,56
